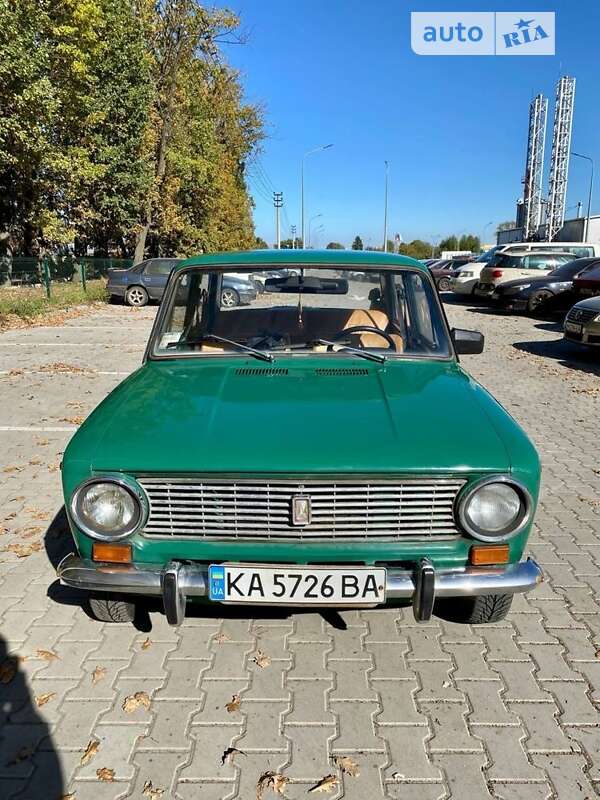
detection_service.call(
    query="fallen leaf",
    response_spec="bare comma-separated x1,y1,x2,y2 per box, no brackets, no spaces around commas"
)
225,693,241,713
37,648,59,662
80,739,100,765
4,512,16,520
1,542,42,557
48,463,60,472
332,755,360,777
92,665,107,685
96,767,115,782
0,658,18,684
21,526,43,538
3,465,24,473
213,631,231,644
39,362,88,374
6,745,34,766
61,416,85,425
28,458,41,466
35,691,56,707
252,650,271,669
221,746,245,765
390,771,404,781
141,637,152,650
122,691,151,713
60,793,76,799
256,771,288,799
142,780,164,799
30,511,49,520
36,438,49,446
308,775,339,794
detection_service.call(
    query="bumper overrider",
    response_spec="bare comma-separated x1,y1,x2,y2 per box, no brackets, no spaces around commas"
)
57,553,543,626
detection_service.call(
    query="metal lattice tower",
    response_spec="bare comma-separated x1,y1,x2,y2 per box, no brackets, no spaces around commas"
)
522,94,548,240
546,76,576,241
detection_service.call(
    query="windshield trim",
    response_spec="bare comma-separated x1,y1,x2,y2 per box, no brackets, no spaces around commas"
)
144,263,457,365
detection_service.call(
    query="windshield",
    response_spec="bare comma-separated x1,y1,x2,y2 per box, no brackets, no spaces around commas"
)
475,246,503,263
152,266,452,360
548,259,596,280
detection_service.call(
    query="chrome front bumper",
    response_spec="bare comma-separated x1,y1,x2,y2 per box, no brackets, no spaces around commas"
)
57,554,543,625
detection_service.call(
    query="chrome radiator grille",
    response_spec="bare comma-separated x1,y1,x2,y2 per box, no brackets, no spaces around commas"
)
138,477,465,540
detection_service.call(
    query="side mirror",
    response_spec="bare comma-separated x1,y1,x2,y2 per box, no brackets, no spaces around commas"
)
452,328,484,355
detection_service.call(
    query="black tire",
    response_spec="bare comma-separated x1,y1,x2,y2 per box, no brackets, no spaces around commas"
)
220,287,240,308
88,596,136,623
438,277,451,292
436,593,513,624
125,285,149,307
527,290,553,315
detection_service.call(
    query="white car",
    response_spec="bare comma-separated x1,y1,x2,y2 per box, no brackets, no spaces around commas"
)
450,262,485,295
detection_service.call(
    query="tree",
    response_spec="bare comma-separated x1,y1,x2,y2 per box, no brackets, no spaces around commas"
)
459,234,481,253
399,239,432,260
254,236,268,249
280,237,302,249
326,241,345,249
351,236,363,250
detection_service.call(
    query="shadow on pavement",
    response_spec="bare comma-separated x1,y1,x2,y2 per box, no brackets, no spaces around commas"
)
513,337,600,378
0,636,64,798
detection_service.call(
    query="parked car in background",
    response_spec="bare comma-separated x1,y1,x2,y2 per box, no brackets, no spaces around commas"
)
564,296,600,347
107,258,257,307
573,260,600,298
58,249,542,627
490,257,600,314
450,262,486,296
431,257,473,292
474,251,574,300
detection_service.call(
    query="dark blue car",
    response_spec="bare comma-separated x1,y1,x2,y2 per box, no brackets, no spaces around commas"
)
107,258,257,307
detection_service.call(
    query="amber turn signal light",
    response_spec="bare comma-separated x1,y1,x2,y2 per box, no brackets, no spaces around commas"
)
470,544,510,566
92,542,132,564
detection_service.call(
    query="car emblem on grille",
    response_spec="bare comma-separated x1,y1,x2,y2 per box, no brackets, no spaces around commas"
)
573,309,583,320
291,495,311,526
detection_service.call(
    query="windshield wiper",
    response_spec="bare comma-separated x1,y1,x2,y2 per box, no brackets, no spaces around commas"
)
167,333,273,363
311,339,387,364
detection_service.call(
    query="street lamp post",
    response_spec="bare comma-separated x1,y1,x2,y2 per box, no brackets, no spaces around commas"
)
482,220,494,246
383,161,389,252
301,144,333,248
308,213,323,249
571,151,594,242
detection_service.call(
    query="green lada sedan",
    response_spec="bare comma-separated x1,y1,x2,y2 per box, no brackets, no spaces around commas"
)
57,250,542,626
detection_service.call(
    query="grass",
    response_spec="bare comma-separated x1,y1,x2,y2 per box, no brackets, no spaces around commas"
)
0,280,108,326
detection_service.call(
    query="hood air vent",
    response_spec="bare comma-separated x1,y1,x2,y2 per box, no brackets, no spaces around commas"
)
315,368,370,376
235,367,289,376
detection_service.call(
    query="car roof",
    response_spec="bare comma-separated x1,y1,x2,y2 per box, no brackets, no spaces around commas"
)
175,249,426,272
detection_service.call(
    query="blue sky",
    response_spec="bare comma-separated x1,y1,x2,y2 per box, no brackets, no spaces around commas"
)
216,1,599,248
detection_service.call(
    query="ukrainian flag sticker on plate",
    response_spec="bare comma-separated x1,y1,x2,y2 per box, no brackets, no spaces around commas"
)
209,565,225,601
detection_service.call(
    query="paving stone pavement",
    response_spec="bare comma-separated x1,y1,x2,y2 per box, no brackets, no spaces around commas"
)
0,298,599,799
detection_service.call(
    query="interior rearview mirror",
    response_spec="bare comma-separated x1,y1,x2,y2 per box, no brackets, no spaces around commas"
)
451,328,484,355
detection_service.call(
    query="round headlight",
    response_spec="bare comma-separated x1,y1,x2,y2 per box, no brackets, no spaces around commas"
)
72,479,143,540
458,478,531,542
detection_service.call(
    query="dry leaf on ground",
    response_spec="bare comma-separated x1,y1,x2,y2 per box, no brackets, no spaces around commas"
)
252,650,271,669
0,658,17,684
80,740,100,765
39,362,88,374
61,416,85,425
28,458,41,466
221,746,245,765
91,665,107,685
142,780,164,799
332,755,360,777
36,438,49,446
308,775,339,793
60,793,76,799
35,692,56,707
256,771,288,799
3,465,24,473
21,526,43,538
96,767,115,782
6,745,35,765
122,691,151,713
37,648,59,662
225,693,241,713
1,542,42,557
141,637,152,650
213,631,231,644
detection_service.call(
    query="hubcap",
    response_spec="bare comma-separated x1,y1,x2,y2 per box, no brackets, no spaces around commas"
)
128,288,145,305
221,290,236,307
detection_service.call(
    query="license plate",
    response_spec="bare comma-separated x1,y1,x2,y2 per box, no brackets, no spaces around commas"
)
565,321,582,334
208,564,386,605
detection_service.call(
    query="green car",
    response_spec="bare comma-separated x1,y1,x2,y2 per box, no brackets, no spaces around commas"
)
58,250,542,626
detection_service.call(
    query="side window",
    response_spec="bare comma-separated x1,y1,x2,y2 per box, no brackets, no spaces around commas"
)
144,260,174,276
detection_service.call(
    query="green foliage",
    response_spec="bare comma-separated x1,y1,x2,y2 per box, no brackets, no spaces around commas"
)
351,236,364,251
438,235,458,252
459,234,481,252
0,0,262,258
280,238,303,249
326,242,345,250
254,236,269,249
0,280,107,325
399,239,433,260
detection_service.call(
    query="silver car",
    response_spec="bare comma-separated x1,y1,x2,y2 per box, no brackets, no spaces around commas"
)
564,296,600,347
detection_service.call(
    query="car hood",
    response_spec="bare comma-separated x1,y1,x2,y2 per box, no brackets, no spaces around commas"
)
67,358,516,476
572,296,600,311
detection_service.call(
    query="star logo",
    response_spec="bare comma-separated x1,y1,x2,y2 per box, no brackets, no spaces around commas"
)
515,18,535,29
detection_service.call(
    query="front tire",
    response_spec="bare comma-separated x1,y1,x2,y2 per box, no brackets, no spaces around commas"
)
438,277,451,292
221,287,240,307
88,596,136,623
527,290,553,315
125,285,149,307
437,593,513,624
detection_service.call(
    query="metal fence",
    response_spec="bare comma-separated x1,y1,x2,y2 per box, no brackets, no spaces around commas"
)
0,256,132,296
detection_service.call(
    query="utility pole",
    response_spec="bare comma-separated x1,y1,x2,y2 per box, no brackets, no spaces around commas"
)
273,192,283,249
291,225,297,249
383,161,389,252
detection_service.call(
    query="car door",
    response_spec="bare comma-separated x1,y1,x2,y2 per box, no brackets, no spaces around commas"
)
142,260,178,300
519,254,559,279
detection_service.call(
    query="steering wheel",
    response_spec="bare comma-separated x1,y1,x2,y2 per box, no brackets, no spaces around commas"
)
330,325,397,351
